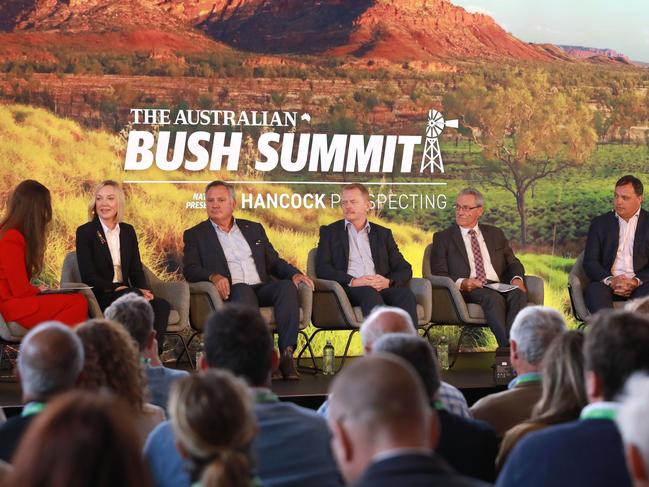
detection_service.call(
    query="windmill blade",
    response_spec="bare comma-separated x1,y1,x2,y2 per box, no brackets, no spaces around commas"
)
445,119,459,128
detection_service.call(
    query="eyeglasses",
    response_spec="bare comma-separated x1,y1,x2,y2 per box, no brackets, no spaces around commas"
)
455,205,482,212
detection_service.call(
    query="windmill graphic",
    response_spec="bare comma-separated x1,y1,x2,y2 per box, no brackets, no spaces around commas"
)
420,109,458,173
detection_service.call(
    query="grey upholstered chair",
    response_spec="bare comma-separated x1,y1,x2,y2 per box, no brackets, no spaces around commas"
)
60,252,192,366
300,248,433,370
422,243,545,357
0,312,28,374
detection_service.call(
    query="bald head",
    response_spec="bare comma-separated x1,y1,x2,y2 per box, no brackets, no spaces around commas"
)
360,306,417,353
18,322,84,401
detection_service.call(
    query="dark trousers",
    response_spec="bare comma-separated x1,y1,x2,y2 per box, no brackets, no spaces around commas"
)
96,287,171,352
228,281,299,350
345,285,419,326
585,281,649,314
462,287,527,347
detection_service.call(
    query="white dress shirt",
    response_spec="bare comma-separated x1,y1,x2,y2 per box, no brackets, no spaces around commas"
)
610,208,640,279
345,220,376,278
211,219,262,285
99,218,122,283
457,225,500,287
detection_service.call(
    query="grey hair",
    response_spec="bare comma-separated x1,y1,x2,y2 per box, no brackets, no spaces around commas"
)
624,296,649,315
104,292,154,351
360,306,417,350
18,321,84,399
205,180,235,201
618,373,649,475
457,187,484,207
509,306,566,365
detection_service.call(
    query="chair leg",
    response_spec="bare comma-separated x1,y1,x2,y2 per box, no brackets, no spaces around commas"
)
165,332,194,370
448,326,468,369
297,328,324,374
334,329,358,373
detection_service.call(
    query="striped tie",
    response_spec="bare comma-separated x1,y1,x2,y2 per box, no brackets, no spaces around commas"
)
469,229,487,283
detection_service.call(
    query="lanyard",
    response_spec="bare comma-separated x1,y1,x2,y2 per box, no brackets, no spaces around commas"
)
21,401,45,417
432,400,447,411
253,390,279,404
508,372,542,390
580,403,619,421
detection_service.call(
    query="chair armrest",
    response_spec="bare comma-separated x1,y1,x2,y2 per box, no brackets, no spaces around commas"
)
425,275,485,325
297,282,313,329
567,275,590,322
409,278,432,324
61,281,103,319
525,275,544,306
149,280,190,331
312,278,359,326
188,281,224,309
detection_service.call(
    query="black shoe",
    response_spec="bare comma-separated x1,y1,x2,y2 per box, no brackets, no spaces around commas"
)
280,346,299,380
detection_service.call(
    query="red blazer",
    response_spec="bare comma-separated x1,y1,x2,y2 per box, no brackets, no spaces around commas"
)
0,229,43,321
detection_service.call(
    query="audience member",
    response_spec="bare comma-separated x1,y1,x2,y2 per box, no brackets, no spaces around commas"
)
496,330,587,470
76,319,165,442
374,333,498,482
169,370,258,487
498,310,649,487
618,374,649,487
105,293,188,413
0,322,83,462
5,390,152,487
471,306,565,435
328,354,488,487
318,306,471,418
625,295,649,315
144,305,342,487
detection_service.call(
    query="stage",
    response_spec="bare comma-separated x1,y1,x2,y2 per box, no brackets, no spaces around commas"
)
1,351,505,416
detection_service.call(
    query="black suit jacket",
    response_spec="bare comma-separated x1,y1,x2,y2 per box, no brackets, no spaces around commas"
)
430,224,524,284
583,209,649,282
182,219,300,284
75,218,148,294
0,414,35,462
353,453,490,487
316,220,412,287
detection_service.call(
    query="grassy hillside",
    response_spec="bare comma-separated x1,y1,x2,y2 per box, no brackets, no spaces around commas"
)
1,104,580,355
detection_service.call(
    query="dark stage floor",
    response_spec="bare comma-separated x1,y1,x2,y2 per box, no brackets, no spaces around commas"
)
1,350,505,415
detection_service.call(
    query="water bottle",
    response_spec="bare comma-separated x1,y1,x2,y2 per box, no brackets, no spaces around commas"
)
195,337,205,367
437,336,449,370
322,340,335,375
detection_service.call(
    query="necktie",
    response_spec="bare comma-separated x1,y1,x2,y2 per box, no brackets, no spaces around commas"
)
468,229,486,283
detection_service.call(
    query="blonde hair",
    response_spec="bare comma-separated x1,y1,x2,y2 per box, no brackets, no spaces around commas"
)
88,180,126,222
169,370,256,487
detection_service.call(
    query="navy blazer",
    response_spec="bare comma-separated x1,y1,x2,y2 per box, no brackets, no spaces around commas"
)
182,218,299,284
353,453,490,487
315,219,413,287
430,224,525,284
75,218,148,293
583,209,649,282
497,419,632,487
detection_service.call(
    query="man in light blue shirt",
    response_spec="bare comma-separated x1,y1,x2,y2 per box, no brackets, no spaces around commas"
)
144,305,342,487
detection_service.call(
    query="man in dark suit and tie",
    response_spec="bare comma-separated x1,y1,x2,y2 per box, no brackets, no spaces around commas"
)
430,188,527,347
316,183,418,325
182,181,313,379
583,175,649,313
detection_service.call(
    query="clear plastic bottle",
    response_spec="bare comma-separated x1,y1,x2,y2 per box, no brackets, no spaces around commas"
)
195,337,205,368
322,340,335,375
437,335,449,370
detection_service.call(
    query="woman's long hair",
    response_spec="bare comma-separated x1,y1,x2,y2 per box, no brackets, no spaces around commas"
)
169,370,257,487
532,330,588,425
0,180,52,277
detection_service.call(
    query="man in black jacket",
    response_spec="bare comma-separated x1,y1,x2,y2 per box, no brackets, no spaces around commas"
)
182,181,313,379
431,188,527,347
316,183,417,325
583,175,649,313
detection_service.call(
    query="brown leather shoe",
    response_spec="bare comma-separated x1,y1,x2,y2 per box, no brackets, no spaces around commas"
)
280,346,300,380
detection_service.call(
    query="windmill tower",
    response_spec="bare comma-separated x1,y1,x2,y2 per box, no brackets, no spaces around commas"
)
420,109,458,173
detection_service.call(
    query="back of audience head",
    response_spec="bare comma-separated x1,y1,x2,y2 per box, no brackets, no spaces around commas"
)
76,318,145,411
359,306,417,354
6,390,152,487
105,292,154,352
531,330,587,424
328,354,435,485
18,321,84,403
509,306,566,370
625,296,649,316
373,333,440,400
585,310,649,402
618,374,649,487
203,305,273,387
169,370,257,487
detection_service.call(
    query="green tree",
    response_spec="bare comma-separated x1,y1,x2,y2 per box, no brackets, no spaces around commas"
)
444,70,597,246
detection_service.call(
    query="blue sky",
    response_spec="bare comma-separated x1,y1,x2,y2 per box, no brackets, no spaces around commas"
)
451,0,649,62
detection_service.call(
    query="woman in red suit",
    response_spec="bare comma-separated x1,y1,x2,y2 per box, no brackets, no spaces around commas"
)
0,180,87,328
